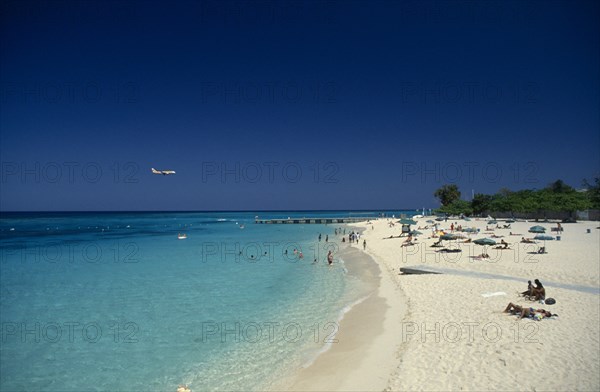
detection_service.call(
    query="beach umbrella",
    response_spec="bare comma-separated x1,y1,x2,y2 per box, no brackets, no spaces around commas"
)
398,219,417,225
473,238,496,246
534,234,554,250
409,230,423,236
440,233,458,240
488,220,497,224
463,217,471,221
473,238,496,257
462,227,477,233
435,217,445,221
426,220,435,224
529,225,546,234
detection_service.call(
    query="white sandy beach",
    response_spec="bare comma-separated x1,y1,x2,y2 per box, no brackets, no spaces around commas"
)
284,217,600,391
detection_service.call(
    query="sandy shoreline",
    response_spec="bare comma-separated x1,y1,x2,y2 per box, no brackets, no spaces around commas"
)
283,243,407,391
279,217,600,391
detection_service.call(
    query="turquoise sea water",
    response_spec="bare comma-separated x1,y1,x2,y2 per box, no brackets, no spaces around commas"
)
0,211,412,391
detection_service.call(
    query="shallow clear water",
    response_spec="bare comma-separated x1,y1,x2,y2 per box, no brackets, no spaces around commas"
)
0,211,409,391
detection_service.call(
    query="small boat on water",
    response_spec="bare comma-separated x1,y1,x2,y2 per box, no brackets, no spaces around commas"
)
239,224,245,229
177,233,187,240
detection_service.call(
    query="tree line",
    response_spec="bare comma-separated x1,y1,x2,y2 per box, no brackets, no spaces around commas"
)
434,177,600,216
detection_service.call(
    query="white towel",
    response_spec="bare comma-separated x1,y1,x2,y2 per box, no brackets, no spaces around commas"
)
481,292,507,298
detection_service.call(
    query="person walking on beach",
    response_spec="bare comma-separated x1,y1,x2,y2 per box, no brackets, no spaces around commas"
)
327,250,334,265
319,234,322,242
363,239,366,250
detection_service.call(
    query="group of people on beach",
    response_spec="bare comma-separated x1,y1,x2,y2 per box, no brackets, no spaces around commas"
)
504,278,557,321
520,278,546,301
348,231,360,243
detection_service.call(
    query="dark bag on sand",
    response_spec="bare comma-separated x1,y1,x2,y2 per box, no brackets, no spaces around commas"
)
545,298,556,305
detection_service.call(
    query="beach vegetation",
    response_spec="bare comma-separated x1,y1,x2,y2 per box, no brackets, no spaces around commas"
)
582,176,600,209
434,184,461,206
435,179,592,216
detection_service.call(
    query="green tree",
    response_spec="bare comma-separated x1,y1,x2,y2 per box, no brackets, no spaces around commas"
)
471,193,492,215
583,177,600,209
437,199,473,216
547,179,574,194
434,184,461,206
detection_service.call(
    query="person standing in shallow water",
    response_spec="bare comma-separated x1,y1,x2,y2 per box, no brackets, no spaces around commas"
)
327,250,333,265
325,235,328,242
318,234,322,242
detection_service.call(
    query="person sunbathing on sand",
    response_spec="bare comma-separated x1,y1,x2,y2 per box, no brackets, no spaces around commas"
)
430,240,443,247
521,237,536,243
494,239,510,249
504,302,555,319
509,232,522,236
437,248,461,253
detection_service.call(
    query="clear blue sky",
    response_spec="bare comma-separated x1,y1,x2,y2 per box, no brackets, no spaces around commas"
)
1,0,599,211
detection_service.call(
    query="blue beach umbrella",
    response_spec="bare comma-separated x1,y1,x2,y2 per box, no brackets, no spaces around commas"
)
473,238,496,256
398,219,418,225
529,226,546,234
473,238,496,246
534,234,554,249
440,233,458,240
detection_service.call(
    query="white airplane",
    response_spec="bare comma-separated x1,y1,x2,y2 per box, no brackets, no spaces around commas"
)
151,168,176,175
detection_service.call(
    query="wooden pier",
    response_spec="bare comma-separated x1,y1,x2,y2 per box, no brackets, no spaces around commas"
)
255,217,376,224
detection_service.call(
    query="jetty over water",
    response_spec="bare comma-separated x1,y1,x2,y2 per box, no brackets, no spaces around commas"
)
255,217,376,224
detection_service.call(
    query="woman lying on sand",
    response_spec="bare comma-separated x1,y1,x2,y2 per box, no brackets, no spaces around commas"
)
520,237,536,243
504,302,556,320
436,248,461,253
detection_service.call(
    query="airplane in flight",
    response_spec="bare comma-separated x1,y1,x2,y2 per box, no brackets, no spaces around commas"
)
151,168,176,175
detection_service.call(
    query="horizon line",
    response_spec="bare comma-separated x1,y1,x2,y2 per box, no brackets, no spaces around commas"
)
0,208,435,214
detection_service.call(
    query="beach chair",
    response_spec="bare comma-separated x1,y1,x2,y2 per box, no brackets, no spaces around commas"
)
537,246,546,254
